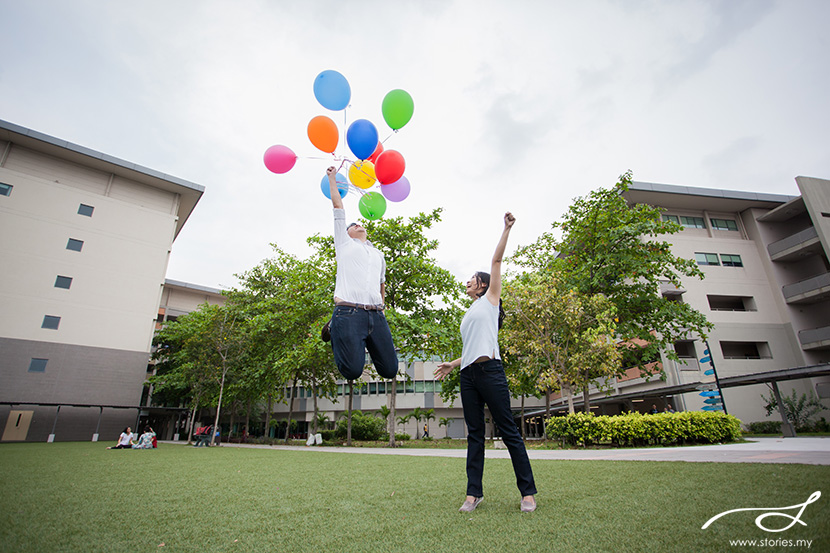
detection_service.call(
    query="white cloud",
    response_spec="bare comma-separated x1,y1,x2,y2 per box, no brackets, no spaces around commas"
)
2,0,827,289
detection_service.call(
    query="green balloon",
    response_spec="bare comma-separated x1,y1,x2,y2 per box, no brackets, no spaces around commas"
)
381,89,414,130
359,192,387,220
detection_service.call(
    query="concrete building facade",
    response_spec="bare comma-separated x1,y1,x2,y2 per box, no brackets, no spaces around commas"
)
0,120,204,442
616,178,830,424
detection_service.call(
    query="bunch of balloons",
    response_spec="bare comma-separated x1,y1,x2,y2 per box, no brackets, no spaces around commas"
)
263,70,414,220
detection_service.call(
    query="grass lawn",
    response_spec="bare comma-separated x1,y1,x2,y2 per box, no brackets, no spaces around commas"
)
1,442,827,553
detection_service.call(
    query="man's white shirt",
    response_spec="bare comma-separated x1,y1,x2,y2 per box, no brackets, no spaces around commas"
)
333,208,385,305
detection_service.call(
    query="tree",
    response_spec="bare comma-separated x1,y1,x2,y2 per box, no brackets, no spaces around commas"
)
762,388,829,430
411,406,425,439
230,241,339,444
502,272,620,414
150,303,249,445
423,408,435,438
396,413,412,435
362,209,465,446
512,171,712,379
438,417,452,438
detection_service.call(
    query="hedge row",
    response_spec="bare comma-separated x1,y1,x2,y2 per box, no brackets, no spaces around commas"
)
545,411,742,447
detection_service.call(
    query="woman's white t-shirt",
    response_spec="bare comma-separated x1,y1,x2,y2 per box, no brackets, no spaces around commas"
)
460,296,500,370
118,432,133,446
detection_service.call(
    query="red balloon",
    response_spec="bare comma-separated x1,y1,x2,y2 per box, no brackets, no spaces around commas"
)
374,150,405,184
368,141,384,164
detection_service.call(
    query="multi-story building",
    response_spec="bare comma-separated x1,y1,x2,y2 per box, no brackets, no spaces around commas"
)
0,120,204,442
609,178,830,425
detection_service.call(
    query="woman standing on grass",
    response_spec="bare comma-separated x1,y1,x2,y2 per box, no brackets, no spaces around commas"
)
434,212,537,513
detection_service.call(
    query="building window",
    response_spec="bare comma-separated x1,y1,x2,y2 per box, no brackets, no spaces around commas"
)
711,218,738,231
66,238,84,252
680,216,706,229
55,276,73,289
695,252,720,266
42,315,61,330
673,341,696,358
720,254,743,267
78,203,94,217
29,358,48,372
0,182,12,196
720,341,771,360
662,214,680,224
707,295,756,311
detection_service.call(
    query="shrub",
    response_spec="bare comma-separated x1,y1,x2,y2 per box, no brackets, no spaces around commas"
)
334,411,387,441
745,421,782,434
395,433,411,441
319,430,337,442
546,411,742,446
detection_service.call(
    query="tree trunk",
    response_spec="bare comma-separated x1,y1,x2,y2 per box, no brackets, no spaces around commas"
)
544,389,551,442
582,380,591,413
245,399,251,440
285,372,299,444
187,401,198,444
311,380,319,436
388,378,397,447
265,395,273,439
521,394,526,438
347,380,353,446
564,382,575,414
210,367,227,446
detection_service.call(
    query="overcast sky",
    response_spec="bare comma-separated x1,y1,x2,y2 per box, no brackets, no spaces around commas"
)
3,0,828,290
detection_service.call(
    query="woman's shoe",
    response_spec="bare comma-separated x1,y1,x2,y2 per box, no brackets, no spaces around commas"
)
458,497,483,512
520,498,537,512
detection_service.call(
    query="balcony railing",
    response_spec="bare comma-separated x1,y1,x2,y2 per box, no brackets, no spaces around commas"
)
782,272,830,304
768,227,820,260
799,326,830,350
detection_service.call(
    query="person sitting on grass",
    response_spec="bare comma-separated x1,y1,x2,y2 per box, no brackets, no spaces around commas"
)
106,427,134,449
131,426,156,449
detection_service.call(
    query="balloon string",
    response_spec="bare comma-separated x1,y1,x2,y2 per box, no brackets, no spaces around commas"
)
380,131,397,144
343,107,349,151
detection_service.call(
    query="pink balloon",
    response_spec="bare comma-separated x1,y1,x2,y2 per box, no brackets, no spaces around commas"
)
263,145,297,174
381,175,411,202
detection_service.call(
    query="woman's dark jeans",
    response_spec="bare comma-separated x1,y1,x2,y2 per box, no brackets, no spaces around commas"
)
460,358,537,498
330,305,398,380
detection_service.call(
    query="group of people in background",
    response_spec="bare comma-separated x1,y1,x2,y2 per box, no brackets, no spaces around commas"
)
106,425,156,449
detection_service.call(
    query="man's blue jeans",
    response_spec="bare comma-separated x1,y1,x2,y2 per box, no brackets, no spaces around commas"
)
460,358,537,498
330,305,398,380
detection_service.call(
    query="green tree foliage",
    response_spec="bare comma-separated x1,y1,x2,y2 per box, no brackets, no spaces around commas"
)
230,241,339,443
512,171,712,375
334,411,387,441
362,208,465,445
502,272,620,414
762,388,829,430
150,303,249,444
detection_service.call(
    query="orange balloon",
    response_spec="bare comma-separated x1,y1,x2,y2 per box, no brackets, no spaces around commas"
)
307,116,339,153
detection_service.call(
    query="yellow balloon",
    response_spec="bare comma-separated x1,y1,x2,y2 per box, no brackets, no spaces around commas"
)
349,160,376,189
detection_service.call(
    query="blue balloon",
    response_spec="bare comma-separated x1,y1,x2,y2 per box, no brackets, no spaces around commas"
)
347,119,379,160
313,70,351,111
320,172,348,199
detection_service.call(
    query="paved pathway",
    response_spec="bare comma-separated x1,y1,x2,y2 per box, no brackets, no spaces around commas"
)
168,437,830,465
